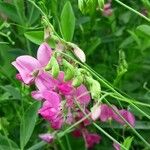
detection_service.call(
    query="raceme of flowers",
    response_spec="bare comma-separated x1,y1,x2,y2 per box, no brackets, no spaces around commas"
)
12,42,135,149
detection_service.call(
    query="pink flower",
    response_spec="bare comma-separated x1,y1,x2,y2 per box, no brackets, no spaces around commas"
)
12,43,52,84
35,72,57,91
113,109,135,126
39,133,54,143
58,82,73,95
84,132,101,148
113,142,120,150
75,85,91,105
99,104,114,122
102,3,113,16
38,91,63,129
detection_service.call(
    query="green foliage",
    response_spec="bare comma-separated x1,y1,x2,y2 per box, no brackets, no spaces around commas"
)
1,0,150,149
121,137,134,150
60,1,75,41
20,102,41,149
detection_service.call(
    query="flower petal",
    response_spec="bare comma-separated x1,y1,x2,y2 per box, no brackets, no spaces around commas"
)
31,91,43,101
39,133,54,143
113,109,135,126
42,90,60,108
76,85,91,105
99,104,114,122
35,72,57,91
37,43,52,66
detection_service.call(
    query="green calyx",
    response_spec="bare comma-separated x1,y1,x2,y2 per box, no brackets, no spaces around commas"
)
45,56,60,78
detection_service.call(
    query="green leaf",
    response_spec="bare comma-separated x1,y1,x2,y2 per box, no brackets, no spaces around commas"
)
20,102,41,149
0,2,21,24
136,24,150,37
24,31,44,45
13,0,26,24
98,0,104,9
0,134,19,150
60,1,75,41
0,85,21,100
87,37,101,55
27,3,40,25
24,31,56,47
121,137,133,150
27,141,46,150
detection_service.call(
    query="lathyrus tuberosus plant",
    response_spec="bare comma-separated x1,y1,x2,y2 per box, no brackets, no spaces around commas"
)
12,29,135,150
11,0,150,149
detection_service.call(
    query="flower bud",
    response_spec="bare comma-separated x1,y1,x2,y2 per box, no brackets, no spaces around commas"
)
72,75,83,87
45,56,55,71
73,46,86,63
51,59,60,78
39,133,54,143
62,59,75,81
86,77,101,100
91,105,101,120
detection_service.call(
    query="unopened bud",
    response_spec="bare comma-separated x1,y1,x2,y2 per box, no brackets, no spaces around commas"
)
73,46,86,63
86,77,101,100
52,62,60,78
91,105,101,120
72,75,83,87
45,56,55,71
62,59,75,81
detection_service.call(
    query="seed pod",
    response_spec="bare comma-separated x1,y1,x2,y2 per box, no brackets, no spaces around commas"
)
72,75,83,87
62,59,75,81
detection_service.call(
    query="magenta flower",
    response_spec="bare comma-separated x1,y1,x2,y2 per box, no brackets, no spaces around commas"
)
84,132,101,148
39,133,54,143
35,72,57,91
99,104,114,122
75,85,91,105
38,91,63,129
113,109,135,126
12,43,52,84
72,129,82,137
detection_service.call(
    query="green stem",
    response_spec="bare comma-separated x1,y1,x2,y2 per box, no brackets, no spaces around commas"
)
65,135,72,150
58,140,66,150
114,0,150,22
58,113,91,138
26,39,32,55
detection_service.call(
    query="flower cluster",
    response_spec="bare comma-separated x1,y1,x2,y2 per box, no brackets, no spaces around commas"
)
12,43,135,149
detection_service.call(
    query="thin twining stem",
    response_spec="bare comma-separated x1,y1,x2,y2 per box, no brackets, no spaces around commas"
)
114,0,150,22
101,91,150,108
